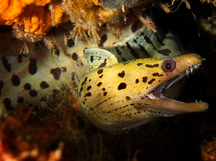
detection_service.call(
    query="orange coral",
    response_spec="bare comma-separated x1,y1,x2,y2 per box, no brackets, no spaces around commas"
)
0,0,64,41
0,0,51,24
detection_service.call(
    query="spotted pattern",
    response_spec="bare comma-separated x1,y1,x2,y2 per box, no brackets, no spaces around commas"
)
142,77,147,83
11,74,21,86
118,71,125,78
118,82,127,90
29,89,38,97
24,83,31,90
0,81,4,96
72,52,78,61
148,78,156,84
50,67,61,80
3,98,13,111
98,34,107,47
97,82,102,87
97,69,103,74
28,58,37,75
17,97,24,104
40,81,49,89
145,64,159,68
2,56,11,72
67,39,75,47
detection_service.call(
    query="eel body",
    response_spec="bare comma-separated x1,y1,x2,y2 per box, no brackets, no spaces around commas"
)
0,17,208,131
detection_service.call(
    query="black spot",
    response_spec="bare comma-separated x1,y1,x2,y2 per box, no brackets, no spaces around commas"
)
17,54,23,63
61,67,67,72
84,92,92,97
50,67,61,80
152,73,163,77
87,85,92,91
103,92,107,96
99,74,103,78
0,81,4,90
97,82,102,87
126,96,131,100
144,36,157,50
11,74,20,86
102,88,106,91
40,81,49,89
98,59,107,68
118,71,125,78
28,58,37,75
72,52,78,61
135,79,139,83
3,98,14,111
142,77,148,83
137,63,143,66
79,87,83,96
88,79,91,82
126,42,139,58
97,69,103,74
67,39,75,47
24,83,31,90
118,82,127,90
115,47,122,56
29,89,38,97
145,64,159,68
138,44,151,57
148,78,156,84
133,39,138,43
157,49,172,56
81,77,88,86
17,97,24,104
98,34,107,47
90,55,94,62
2,56,11,72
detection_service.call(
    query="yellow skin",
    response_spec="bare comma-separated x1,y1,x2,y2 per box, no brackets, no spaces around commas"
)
78,54,208,131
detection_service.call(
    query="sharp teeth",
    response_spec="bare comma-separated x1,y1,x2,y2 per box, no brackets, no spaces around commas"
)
185,64,201,77
190,66,193,73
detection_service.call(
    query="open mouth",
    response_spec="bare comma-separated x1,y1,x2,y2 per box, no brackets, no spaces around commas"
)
140,62,208,117
153,64,201,98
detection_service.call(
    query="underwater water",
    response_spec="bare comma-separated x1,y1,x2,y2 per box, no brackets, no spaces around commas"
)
0,1,216,161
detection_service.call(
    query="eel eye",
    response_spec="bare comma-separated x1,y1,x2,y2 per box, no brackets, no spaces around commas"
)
162,58,176,72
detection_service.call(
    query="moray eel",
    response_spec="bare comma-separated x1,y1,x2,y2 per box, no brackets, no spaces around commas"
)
78,52,208,131
0,17,208,130
0,18,180,115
